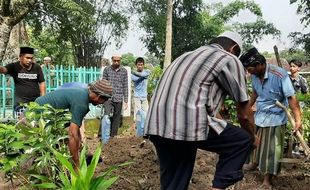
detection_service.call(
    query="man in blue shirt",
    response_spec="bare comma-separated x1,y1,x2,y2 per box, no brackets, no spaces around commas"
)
131,57,150,123
240,47,302,189
35,79,112,170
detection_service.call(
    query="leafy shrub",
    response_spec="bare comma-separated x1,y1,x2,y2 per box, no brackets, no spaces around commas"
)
32,145,131,190
0,102,70,185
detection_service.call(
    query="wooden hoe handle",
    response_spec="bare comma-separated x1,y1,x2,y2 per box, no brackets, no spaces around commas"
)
275,100,310,157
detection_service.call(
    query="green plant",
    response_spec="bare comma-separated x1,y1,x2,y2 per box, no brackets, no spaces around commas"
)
220,98,238,124
0,102,71,186
32,145,131,190
22,103,70,181
0,123,28,180
147,65,163,97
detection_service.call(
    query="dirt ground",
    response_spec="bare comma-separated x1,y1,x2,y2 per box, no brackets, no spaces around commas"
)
88,127,310,190
1,126,309,190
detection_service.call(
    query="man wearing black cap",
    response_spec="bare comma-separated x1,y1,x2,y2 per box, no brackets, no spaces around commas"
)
35,79,113,170
240,47,302,189
0,47,46,117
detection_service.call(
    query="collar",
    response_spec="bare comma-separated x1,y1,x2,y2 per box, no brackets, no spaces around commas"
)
20,62,33,71
111,65,121,71
210,43,224,50
263,63,270,80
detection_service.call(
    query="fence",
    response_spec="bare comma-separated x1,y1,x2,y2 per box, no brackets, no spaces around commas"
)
0,65,102,118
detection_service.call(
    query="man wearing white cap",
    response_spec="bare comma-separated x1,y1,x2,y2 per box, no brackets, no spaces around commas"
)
144,31,258,189
41,56,55,85
101,55,128,138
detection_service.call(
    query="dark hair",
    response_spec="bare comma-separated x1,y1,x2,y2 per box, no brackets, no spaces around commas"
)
135,57,145,65
239,47,266,67
210,37,241,57
289,59,302,67
254,54,266,65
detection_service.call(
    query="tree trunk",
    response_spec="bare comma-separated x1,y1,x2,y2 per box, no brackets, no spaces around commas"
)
163,0,173,69
3,22,29,63
0,19,13,61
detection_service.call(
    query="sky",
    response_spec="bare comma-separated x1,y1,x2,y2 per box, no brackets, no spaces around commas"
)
103,0,308,58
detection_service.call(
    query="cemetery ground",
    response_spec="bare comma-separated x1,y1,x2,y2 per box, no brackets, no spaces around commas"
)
1,117,310,190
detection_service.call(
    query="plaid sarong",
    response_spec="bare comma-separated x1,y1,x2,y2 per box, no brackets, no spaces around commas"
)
253,125,285,175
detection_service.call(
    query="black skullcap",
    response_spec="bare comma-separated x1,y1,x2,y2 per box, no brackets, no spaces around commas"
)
239,47,263,67
20,47,34,54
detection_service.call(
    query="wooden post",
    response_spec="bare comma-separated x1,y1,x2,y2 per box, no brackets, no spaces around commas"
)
273,45,282,68
163,0,173,69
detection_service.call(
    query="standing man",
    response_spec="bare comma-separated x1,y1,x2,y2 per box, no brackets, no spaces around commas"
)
144,31,257,190
41,56,55,86
289,59,309,94
35,79,113,169
41,56,55,71
0,47,46,116
101,55,128,137
131,57,151,123
240,47,302,189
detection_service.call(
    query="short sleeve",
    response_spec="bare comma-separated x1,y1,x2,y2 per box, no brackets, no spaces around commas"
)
70,105,89,127
37,66,45,83
5,63,15,76
102,67,108,80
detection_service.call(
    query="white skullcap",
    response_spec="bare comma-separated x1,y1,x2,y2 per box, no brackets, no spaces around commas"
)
43,57,52,61
218,31,243,53
111,54,122,58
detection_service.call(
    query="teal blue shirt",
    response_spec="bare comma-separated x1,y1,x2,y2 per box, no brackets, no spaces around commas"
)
131,69,150,99
35,88,90,126
252,64,295,127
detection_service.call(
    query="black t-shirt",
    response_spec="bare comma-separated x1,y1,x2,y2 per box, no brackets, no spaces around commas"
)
5,61,45,105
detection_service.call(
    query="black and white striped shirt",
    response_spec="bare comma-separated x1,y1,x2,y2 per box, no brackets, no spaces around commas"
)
145,44,249,141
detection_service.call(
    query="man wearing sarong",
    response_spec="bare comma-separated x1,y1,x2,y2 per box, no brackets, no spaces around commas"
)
240,47,302,189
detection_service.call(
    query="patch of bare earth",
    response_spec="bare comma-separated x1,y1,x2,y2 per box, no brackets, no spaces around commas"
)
1,127,309,189
88,128,310,190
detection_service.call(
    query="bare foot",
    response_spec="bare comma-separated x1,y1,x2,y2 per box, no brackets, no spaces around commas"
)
262,174,273,189
259,183,272,190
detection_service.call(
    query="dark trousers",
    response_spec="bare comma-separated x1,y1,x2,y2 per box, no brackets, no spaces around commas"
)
150,123,253,189
103,100,123,137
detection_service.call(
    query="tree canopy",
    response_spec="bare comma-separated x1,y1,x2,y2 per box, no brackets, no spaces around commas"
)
134,0,280,63
0,0,130,66
289,0,310,57
27,0,129,67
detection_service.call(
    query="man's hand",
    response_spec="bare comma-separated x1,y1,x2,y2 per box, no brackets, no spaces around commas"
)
0,66,7,74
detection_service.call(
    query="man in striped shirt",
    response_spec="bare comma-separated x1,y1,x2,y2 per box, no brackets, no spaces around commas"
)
144,31,257,190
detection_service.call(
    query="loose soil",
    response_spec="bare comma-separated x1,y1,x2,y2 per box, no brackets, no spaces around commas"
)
1,126,309,190
87,127,310,190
